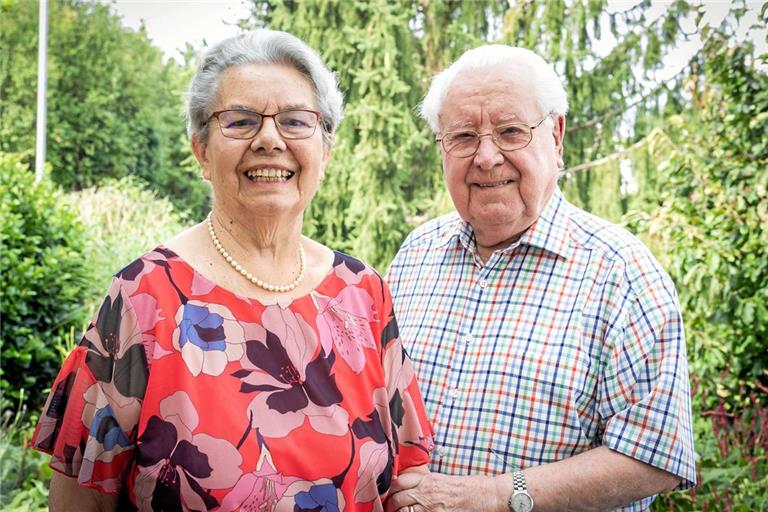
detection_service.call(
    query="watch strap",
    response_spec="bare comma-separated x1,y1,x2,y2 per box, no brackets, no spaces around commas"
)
513,471,527,492
508,470,534,512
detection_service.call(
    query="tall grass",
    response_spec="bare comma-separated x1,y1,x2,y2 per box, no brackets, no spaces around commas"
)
70,177,193,314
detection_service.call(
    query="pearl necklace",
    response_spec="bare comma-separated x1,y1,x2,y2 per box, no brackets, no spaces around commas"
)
206,213,306,293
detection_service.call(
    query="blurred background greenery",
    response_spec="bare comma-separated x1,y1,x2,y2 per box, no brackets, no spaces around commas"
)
1,0,766,510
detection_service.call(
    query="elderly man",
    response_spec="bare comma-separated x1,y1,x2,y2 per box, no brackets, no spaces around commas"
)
385,45,695,512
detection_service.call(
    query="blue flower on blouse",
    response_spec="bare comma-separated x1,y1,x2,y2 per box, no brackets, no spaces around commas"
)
89,405,131,450
294,483,341,512
178,303,226,351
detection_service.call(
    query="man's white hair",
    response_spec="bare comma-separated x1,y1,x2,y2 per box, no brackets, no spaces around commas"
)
420,45,569,133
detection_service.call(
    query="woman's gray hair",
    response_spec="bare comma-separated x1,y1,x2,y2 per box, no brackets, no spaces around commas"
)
186,29,344,145
420,45,568,133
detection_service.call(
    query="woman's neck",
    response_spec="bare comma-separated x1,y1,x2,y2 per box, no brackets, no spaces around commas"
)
210,207,304,264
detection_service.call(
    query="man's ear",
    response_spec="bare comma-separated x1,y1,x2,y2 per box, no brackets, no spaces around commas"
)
191,133,211,180
552,115,566,170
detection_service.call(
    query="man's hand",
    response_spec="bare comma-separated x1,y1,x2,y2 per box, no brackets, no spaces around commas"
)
385,471,501,512
384,447,682,512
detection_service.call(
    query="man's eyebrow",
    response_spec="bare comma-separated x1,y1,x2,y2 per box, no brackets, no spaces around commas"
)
494,113,523,124
443,120,476,131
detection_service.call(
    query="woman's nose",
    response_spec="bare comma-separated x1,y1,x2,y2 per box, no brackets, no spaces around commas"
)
250,117,287,153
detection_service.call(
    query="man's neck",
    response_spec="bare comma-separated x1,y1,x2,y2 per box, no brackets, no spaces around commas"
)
474,226,531,263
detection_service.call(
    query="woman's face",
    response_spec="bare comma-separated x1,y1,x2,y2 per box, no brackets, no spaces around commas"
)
192,63,330,222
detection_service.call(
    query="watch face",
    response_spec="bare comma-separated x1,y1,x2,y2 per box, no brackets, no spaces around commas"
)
510,493,533,512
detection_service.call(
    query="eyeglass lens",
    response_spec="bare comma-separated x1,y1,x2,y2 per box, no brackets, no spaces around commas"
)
442,123,534,157
217,110,318,139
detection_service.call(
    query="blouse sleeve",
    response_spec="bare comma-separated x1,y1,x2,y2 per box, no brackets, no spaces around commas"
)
377,276,435,473
32,276,149,494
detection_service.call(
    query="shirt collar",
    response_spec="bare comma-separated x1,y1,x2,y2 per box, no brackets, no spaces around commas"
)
436,187,573,260
518,187,573,260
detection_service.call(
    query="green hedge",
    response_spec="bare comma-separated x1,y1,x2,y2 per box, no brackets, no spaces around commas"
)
0,153,89,411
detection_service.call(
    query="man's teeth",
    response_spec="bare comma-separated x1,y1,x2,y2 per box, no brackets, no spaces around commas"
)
478,180,512,188
245,168,294,182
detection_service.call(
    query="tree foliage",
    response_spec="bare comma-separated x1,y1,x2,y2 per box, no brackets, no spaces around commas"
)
0,0,209,218
623,12,768,510
242,0,695,269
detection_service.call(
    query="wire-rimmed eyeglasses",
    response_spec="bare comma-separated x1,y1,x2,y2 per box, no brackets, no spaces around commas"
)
206,109,322,140
436,113,553,158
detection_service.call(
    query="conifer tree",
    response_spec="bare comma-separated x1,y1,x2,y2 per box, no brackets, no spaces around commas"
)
243,0,698,268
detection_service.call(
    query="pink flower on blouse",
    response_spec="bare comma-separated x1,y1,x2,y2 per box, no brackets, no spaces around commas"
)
238,305,349,438
314,286,377,374
219,449,299,512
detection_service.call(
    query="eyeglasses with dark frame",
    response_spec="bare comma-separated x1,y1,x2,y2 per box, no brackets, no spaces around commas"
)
436,113,553,158
205,109,323,140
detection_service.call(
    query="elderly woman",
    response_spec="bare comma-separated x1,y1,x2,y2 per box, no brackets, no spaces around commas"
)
33,29,433,511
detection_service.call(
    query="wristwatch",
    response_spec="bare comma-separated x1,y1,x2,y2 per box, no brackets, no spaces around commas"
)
508,470,534,512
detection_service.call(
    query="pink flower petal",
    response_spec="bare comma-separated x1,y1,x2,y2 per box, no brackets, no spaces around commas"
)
190,272,216,296
131,292,164,334
159,390,199,434
218,473,258,511
262,306,318,379
192,433,243,489
304,401,349,436
247,392,306,438
354,441,390,502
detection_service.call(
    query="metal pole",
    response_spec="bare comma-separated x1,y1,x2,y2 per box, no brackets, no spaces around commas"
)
34,0,48,182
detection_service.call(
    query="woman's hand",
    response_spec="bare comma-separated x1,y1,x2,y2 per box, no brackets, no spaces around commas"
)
49,472,118,512
385,470,502,512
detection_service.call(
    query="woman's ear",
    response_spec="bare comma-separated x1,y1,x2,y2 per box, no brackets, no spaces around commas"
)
320,139,333,181
191,134,211,180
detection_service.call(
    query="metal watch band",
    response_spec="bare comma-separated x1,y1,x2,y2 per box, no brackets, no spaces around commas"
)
508,471,534,512
513,471,527,492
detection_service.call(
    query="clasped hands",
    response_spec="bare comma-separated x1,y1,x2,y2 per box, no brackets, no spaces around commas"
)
385,471,501,512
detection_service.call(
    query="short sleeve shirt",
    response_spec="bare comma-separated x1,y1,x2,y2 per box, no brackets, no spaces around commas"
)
33,247,434,511
387,188,695,511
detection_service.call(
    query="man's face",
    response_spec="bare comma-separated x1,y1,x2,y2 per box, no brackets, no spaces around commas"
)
437,66,565,246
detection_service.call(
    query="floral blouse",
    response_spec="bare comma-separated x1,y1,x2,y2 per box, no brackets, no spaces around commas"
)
33,247,434,511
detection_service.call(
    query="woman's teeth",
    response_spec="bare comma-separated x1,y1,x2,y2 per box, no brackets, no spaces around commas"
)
245,168,294,182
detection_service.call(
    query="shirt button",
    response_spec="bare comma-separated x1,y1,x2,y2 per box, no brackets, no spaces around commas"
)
462,334,473,344
450,388,461,399
478,279,488,288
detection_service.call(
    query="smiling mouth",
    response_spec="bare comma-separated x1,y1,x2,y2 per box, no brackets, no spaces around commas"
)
244,168,296,182
476,179,514,188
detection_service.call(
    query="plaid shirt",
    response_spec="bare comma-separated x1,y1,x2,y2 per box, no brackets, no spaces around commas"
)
387,188,696,511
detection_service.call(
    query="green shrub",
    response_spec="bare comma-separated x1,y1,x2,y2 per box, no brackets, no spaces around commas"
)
70,177,190,314
0,392,50,511
638,30,768,511
0,153,90,411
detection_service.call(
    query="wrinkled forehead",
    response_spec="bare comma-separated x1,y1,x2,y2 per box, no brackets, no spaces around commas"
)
438,65,538,130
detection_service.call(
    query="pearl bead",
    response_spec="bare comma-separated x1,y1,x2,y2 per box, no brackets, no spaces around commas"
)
207,212,306,293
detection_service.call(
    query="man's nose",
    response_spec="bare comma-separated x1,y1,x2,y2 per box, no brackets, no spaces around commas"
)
473,134,503,170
